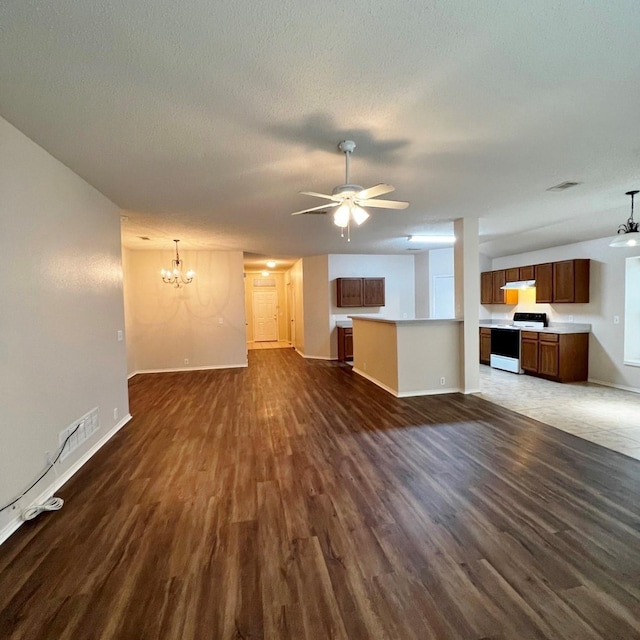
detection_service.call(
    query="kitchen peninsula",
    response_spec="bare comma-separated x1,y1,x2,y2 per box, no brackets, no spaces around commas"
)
350,317,463,397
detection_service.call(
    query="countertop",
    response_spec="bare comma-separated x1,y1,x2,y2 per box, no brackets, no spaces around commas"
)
479,321,591,334
350,316,463,325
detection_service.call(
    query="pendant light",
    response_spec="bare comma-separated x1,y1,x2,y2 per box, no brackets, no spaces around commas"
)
161,239,195,287
610,190,640,247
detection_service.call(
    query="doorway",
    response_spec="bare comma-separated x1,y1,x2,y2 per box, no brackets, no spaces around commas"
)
252,290,278,342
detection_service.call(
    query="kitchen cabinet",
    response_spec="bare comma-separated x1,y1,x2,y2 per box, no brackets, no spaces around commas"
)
481,272,493,305
479,328,491,364
520,331,588,382
337,326,353,361
363,278,385,306
520,331,539,373
336,278,363,307
519,265,535,280
553,259,590,303
492,270,506,303
505,267,520,282
336,278,385,307
535,263,553,303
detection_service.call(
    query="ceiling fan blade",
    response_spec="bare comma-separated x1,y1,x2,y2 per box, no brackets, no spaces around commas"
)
357,183,395,199
299,191,341,201
358,198,409,210
291,202,339,216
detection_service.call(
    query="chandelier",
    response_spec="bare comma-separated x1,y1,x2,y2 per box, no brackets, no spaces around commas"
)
161,239,195,287
610,190,640,247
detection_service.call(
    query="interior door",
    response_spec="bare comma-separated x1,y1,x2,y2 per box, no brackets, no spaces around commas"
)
253,290,278,342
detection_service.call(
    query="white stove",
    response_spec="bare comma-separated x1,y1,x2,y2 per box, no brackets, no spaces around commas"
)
489,313,547,373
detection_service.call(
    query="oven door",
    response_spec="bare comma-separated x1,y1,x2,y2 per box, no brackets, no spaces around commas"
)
490,328,522,373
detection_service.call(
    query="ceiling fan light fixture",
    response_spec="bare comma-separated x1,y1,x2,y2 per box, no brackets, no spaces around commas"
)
333,204,350,228
351,205,369,226
610,190,640,248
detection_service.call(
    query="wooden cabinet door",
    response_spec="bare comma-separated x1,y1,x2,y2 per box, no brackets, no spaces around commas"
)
553,260,575,303
363,278,385,306
492,270,507,303
519,265,535,280
521,338,539,373
344,331,353,359
505,267,520,283
480,328,491,364
481,272,493,305
539,340,559,378
336,278,363,307
535,263,553,303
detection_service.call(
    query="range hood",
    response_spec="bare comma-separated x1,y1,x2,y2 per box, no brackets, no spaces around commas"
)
500,280,536,290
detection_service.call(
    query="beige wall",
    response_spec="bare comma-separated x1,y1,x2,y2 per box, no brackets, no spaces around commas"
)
289,259,305,352
352,319,399,391
124,250,247,373
0,116,129,537
491,237,640,392
244,271,288,343
302,255,331,358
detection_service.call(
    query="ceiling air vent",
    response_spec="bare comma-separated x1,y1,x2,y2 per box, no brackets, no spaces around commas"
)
546,181,581,192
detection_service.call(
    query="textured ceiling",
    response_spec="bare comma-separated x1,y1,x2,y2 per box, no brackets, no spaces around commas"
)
2,0,640,260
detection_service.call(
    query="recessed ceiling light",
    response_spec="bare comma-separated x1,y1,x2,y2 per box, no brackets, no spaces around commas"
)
261,270,270,276
266,260,276,268
546,181,581,192
408,235,456,244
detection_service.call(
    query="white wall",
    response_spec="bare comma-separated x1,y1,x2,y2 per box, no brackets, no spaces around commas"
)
124,250,247,373
414,252,429,317
328,254,415,359
429,247,454,318
491,238,640,391
0,117,130,538
288,259,304,352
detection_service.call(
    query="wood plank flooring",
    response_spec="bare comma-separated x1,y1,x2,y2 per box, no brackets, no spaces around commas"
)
2,348,640,639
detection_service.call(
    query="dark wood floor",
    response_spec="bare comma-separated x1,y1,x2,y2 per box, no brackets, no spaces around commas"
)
2,349,640,639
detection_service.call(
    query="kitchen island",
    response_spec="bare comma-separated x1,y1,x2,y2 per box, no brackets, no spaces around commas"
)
350,317,464,397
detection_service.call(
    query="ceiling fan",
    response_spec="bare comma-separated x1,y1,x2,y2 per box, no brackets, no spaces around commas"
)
291,140,409,240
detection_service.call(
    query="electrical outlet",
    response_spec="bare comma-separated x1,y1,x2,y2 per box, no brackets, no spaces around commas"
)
614,315,620,324
440,377,446,386
184,358,189,365
117,329,124,342
363,362,367,371
113,407,119,422
567,315,574,323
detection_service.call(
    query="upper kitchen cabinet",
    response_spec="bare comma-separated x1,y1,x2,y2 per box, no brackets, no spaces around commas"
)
553,259,590,303
336,277,385,307
535,263,553,303
505,267,520,282
362,278,385,306
481,272,493,305
519,265,535,280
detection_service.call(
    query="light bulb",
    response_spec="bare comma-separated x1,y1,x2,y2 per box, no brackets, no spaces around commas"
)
266,261,276,268
186,270,195,279
352,206,369,225
333,204,350,228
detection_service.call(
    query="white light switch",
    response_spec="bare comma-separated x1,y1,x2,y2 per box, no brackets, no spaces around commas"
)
117,330,124,341
218,317,224,324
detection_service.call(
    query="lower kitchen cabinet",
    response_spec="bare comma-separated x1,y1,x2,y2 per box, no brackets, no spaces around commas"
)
520,331,539,373
480,328,491,364
337,326,353,361
520,331,588,382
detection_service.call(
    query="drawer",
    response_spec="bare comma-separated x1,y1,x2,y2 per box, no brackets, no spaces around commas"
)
539,332,559,342
521,331,539,340
480,327,491,336
343,328,353,335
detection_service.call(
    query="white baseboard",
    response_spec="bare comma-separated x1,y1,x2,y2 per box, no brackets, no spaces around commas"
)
0,413,132,547
352,368,461,397
294,349,336,361
128,363,248,377
588,378,640,394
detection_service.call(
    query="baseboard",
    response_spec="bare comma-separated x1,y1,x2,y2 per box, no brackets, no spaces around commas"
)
293,349,336,361
0,413,133,547
588,378,640,394
128,363,248,377
352,368,461,397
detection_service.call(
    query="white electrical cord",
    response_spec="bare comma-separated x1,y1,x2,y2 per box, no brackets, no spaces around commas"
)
22,497,64,521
